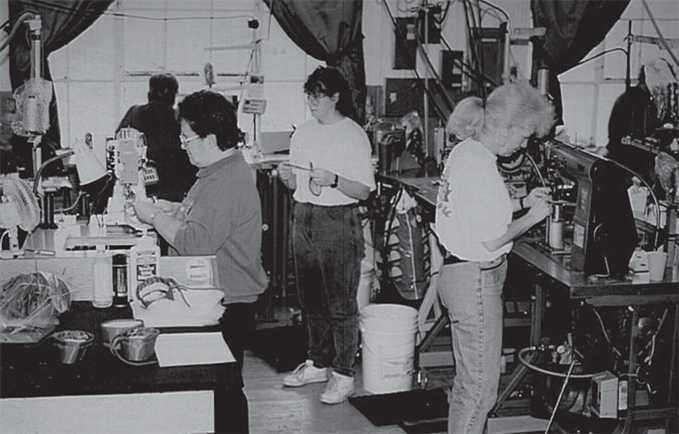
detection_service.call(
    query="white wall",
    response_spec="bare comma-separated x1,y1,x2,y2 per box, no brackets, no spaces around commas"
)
1,0,677,153
559,0,679,148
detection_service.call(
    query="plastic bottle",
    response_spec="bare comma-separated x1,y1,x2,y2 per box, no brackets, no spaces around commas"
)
93,245,113,308
129,232,160,297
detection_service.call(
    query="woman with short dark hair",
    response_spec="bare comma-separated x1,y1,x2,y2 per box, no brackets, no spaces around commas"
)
277,67,376,405
133,90,267,433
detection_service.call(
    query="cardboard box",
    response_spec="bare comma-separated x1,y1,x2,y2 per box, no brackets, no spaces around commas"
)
591,371,618,418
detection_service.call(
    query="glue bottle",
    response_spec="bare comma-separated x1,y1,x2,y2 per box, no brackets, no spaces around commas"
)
93,245,113,308
129,232,160,296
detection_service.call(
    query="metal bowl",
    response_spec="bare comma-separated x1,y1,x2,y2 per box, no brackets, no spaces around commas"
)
52,330,94,364
100,319,143,348
111,327,160,363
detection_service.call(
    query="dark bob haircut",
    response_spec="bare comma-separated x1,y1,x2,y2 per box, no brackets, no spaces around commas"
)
304,66,356,120
177,90,245,151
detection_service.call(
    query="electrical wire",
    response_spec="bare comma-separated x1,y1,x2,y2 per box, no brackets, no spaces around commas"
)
380,0,452,120
641,0,679,68
589,306,623,358
518,347,597,379
32,150,76,198
0,12,36,53
573,47,628,69
478,0,509,22
544,358,577,434
605,157,662,250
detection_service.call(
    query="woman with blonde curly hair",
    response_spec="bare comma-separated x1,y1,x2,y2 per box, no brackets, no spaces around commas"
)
435,82,556,434
446,96,485,142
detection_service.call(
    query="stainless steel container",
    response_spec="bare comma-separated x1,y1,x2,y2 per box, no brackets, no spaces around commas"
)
52,330,94,364
111,327,159,363
101,319,143,348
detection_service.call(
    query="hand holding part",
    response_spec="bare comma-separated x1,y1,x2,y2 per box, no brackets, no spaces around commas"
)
524,187,551,209
309,167,336,187
133,200,161,225
526,197,551,224
154,198,175,213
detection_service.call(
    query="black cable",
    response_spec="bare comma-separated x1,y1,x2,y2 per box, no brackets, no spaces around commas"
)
380,0,451,120
479,0,509,21
573,48,628,69
438,33,496,87
412,10,456,112
463,0,487,100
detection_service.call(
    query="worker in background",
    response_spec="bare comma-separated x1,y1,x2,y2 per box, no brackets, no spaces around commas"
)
133,90,267,433
606,57,678,184
277,67,376,405
435,83,555,434
117,73,196,203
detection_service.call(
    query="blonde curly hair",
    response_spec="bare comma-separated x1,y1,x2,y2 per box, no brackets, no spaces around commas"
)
483,82,556,139
446,96,485,141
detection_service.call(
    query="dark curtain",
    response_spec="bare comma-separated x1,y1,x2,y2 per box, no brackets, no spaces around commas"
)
531,0,631,125
263,0,366,123
9,0,114,150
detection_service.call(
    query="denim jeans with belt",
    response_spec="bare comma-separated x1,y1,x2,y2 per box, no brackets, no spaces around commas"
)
437,255,507,434
292,202,364,377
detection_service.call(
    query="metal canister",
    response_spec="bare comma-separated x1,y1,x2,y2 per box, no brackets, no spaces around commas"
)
548,202,564,250
112,253,129,307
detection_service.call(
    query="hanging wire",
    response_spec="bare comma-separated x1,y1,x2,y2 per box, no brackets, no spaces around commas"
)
545,358,578,434
380,0,452,120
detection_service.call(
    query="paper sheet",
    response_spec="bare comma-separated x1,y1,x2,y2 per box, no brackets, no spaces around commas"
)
154,332,235,367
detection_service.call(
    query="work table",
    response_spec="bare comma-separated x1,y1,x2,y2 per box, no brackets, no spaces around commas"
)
0,302,244,434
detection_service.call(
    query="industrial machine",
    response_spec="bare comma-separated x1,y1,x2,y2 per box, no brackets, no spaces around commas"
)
542,141,639,277
103,128,158,229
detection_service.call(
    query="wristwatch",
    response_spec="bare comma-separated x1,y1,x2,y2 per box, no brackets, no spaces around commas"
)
330,174,339,188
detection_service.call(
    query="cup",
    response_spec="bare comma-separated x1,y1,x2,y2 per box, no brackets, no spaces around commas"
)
101,319,143,348
111,327,159,363
647,251,668,281
52,330,94,364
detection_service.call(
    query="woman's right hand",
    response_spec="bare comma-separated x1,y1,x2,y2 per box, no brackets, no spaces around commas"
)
277,163,294,182
527,197,550,225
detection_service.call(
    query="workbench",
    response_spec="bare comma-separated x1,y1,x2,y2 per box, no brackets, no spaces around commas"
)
0,302,246,434
0,226,244,433
500,237,678,433
377,173,678,432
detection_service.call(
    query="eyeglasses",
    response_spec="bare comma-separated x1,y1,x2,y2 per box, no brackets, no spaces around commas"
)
306,93,328,104
179,133,201,149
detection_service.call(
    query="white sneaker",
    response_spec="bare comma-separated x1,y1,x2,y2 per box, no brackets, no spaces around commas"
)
320,372,355,404
283,360,328,387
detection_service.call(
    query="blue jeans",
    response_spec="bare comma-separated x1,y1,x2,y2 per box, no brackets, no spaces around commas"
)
292,202,363,377
437,256,507,434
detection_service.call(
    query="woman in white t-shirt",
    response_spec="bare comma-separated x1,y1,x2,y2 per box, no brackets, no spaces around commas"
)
277,67,376,405
435,83,555,434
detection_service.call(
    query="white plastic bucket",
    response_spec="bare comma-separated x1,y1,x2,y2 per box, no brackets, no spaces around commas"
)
360,303,418,394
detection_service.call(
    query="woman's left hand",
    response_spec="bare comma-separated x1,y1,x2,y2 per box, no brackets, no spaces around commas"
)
309,167,337,187
134,200,159,224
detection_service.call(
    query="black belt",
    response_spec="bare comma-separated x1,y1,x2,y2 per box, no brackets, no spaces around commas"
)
444,253,468,265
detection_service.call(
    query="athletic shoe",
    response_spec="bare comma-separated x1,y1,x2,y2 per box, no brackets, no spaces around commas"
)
320,372,355,404
282,360,328,387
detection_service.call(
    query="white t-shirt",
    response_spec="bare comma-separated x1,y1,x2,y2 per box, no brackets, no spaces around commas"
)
290,117,376,206
435,138,513,261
